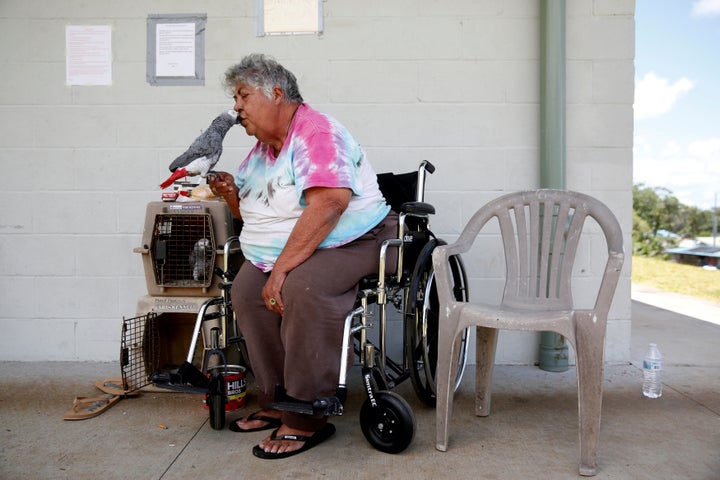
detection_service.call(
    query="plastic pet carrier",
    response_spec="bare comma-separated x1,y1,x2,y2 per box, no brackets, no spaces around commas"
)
134,201,238,297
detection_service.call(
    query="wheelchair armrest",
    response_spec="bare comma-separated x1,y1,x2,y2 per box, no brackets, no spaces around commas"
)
401,201,435,216
359,275,379,290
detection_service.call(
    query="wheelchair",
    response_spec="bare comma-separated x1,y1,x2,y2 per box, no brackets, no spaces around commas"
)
152,160,470,454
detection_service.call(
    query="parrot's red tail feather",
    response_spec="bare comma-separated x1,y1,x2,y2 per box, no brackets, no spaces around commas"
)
160,168,187,189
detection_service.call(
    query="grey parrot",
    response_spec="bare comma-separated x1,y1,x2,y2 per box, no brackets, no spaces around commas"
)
189,238,214,281
160,109,240,189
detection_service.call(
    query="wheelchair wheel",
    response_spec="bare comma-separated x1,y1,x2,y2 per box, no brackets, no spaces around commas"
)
359,391,416,454
404,239,469,407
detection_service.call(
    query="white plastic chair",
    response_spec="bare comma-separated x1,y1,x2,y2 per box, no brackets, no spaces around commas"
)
432,189,624,476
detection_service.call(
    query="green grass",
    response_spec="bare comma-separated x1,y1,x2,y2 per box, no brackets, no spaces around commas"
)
632,255,720,303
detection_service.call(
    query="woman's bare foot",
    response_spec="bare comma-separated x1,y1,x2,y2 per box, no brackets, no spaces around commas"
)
228,409,282,432
257,424,316,455
252,423,336,459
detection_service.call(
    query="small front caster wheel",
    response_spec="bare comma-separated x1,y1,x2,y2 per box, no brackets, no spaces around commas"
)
359,391,416,453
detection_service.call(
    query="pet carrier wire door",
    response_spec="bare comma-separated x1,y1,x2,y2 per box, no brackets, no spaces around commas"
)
121,312,159,392
150,212,216,288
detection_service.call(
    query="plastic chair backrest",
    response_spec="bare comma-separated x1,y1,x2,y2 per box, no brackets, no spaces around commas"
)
453,189,624,314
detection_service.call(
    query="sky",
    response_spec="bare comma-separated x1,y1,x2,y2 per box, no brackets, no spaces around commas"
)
634,0,720,210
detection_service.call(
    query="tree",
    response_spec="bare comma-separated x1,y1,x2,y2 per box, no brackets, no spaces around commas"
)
631,183,716,256
633,184,676,235
676,206,713,237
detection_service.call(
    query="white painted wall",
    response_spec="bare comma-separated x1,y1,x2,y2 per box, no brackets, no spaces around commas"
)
0,0,634,363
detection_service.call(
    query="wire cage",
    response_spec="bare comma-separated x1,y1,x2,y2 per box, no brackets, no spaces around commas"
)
135,201,238,297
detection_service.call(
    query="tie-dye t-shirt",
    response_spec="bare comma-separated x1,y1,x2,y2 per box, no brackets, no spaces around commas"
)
235,103,390,272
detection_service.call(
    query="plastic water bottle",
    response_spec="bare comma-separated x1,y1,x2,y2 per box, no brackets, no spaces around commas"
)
642,343,663,398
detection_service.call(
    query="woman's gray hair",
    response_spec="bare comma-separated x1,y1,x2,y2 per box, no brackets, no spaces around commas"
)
223,54,303,103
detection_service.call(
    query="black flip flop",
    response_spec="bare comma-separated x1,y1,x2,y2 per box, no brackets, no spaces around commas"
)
252,423,336,459
228,411,283,433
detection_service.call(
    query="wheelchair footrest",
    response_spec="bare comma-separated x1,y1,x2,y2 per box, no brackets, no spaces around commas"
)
267,386,345,416
150,372,209,395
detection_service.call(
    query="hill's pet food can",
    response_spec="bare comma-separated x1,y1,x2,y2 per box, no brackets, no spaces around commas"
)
206,365,246,411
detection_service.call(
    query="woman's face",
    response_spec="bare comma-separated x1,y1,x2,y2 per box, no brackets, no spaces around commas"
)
232,82,279,142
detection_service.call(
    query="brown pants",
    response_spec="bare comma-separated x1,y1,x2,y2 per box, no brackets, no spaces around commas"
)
231,212,398,431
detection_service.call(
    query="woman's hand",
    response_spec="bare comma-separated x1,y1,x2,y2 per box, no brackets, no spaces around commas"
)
262,270,287,314
208,171,241,219
208,171,237,198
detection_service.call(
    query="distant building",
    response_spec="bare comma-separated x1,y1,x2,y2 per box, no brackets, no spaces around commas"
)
666,243,720,269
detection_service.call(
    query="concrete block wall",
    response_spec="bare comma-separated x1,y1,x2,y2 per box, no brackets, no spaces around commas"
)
0,0,634,362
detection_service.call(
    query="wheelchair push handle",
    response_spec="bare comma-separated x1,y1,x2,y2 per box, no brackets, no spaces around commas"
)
420,160,435,174
416,160,435,203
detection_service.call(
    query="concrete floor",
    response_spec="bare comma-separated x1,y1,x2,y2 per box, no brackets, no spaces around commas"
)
1,295,719,480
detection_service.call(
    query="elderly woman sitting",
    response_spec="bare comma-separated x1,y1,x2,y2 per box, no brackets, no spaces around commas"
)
209,53,397,459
